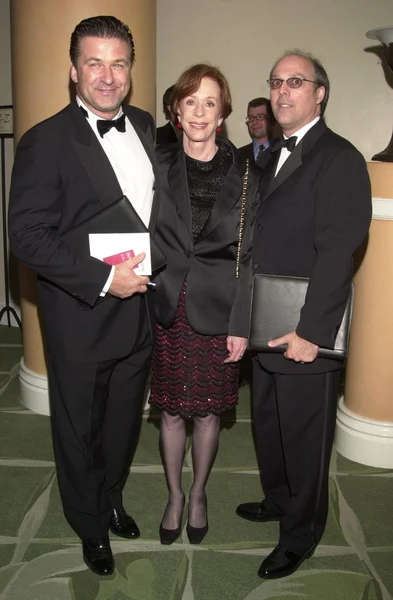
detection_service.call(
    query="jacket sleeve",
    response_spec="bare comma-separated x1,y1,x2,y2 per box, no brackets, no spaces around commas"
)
296,146,372,347
8,127,111,307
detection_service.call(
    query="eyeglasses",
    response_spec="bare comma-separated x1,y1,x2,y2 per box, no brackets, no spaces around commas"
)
267,77,319,90
245,114,267,124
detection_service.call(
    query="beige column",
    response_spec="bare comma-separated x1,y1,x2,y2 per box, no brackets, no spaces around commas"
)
10,0,156,415
335,162,393,468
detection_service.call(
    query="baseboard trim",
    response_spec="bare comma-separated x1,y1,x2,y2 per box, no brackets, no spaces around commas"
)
19,357,50,416
335,396,393,468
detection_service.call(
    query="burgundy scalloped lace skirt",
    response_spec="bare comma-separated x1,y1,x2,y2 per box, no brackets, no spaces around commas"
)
150,282,239,418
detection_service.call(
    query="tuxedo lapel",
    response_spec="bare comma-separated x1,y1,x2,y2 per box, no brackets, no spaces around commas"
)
265,140,303,198
69,104,123,208
168,148,192,236
69,103,161,232
123,106,161,233
259,120,327,213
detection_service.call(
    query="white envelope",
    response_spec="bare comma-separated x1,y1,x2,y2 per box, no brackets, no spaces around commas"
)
89,232,152,275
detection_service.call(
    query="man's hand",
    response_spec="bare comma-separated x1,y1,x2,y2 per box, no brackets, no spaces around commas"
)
268,331,318,363
108,252,150,298
224,336,248,363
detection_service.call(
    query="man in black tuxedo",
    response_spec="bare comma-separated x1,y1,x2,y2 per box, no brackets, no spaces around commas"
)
238,97,274,163
155,85,180,145
8,16,159,576
236,51,371,579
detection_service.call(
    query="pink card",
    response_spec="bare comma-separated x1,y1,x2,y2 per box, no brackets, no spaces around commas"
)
103,249,135,266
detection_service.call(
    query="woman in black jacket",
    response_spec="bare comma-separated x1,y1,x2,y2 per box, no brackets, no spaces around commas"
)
150,63,259,545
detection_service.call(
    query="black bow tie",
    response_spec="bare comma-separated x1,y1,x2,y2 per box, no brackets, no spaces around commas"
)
96,114,126,138
79,105,127,138
271,136,297,153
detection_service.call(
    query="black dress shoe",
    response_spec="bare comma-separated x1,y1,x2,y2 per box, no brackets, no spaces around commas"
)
110,506,140,539
236,501,283,522
82,537,114,576
258,544,314,579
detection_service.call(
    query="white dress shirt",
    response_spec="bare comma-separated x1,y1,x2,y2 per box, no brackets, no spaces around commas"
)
76,97,154,294
275,116,320,176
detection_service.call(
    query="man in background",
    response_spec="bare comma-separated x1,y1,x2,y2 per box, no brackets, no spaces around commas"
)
238,97,274,163
156,84,181,144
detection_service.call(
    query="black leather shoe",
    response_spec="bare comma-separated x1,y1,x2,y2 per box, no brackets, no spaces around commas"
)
236,501,283,522
258,544,314,579
82,537,114,576
110,506,140,539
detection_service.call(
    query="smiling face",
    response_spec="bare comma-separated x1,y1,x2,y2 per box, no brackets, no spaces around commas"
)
247,105,269,142
270,55,325,137
177,76,223,145
70,36,132,119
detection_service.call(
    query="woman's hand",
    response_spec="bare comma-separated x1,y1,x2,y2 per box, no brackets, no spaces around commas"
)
224,336,248,363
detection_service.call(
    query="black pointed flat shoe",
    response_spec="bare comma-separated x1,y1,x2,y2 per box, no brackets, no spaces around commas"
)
159,523,182,545
186,521,209,544
187,494,208,544
159,496,185,545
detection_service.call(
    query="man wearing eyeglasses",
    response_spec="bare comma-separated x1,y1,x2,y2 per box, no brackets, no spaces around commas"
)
237,51,371,579
238,97,274,164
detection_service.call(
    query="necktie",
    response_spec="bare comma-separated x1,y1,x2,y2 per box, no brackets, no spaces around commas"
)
271,136,297,153
96,114,126,138
256,144,265,160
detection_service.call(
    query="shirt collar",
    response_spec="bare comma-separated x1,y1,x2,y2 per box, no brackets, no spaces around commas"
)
76,96,123,124
252,138,270,158
283,116,320,145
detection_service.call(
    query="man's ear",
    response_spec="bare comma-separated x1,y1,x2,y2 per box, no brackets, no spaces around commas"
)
70,63,78,84
316,85,325,106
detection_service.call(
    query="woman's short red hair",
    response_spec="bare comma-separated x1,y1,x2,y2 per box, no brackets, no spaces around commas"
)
170,63,232,120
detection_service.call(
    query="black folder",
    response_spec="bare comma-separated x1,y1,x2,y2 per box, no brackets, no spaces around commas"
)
248,274,354,360
63,195,166,273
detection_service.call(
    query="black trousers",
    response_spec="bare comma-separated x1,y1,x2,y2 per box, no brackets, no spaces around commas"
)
46,308,152,539
253,357,341,555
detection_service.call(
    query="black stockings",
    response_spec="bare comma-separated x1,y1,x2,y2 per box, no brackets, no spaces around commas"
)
159,411,220,529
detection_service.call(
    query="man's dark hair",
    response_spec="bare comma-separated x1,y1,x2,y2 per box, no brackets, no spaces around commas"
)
69,15,135,66
247,97,274,122
162,85,175,120
270,50,330,116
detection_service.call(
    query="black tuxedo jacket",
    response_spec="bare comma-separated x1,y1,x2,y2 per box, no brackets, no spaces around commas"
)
154,138,260,337
156,122,179,145
238,142,255,163
253,119,372,374
9,102,159,362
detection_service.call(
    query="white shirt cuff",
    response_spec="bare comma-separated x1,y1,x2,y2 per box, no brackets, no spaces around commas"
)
100,266,115,297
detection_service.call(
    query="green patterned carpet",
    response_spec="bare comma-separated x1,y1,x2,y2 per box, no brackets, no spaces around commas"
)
0,325,392,600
